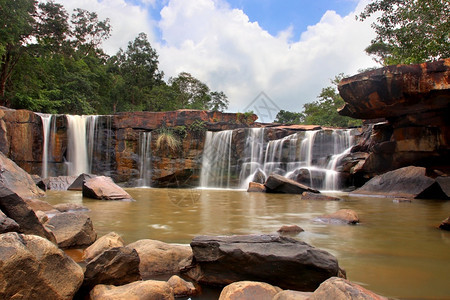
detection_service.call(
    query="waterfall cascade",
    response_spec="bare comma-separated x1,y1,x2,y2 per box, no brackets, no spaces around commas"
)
36,113,53,178
137,132,152,187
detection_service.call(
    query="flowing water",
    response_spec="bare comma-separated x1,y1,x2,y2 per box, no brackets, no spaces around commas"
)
44,188,450,299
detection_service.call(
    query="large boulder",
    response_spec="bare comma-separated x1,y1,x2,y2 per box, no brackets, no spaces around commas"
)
90,280,174,300
186,234,342,291
264,174,320,194
127,239,193,278
0,232,84,299
0,185,55,242
68,173,96,191
45,212,96,248
82,176,133,200
82,231,125,262
0,209,20,233
219,281,281,300
0,151,44,198
308,277,388,300
273,290,312,300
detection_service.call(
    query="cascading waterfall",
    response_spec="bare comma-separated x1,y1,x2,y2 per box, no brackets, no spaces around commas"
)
137,132,152,187
36,113,53,178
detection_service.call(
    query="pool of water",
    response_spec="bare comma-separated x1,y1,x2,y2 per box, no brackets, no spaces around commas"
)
44,188,450,299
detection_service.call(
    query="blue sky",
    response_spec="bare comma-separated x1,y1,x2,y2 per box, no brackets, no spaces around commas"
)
57,0,376,120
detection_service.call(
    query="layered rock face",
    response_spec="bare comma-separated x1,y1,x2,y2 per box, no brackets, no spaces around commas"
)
338,59,450,180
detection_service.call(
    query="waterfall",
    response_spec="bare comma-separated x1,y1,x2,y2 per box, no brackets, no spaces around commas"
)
36,113,53,178
137,132,152,187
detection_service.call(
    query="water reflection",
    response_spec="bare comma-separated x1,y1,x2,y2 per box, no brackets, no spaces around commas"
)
44,189,450,299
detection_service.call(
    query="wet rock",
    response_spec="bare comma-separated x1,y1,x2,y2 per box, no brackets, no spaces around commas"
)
0,151,44,198
0,232,84,300
53,202,89,213
438,217,450,231
392,198,413,203
46,175,78,190
308,277,388,300
0,209,20,233
316,209,360,225
82,247,141,290
45,212,96,248
247,182,266,193
417,176,450,199
24,198,55,212
0,185,56,242
186,234,341,291
83,231,125,262
167,275,198,298
90,280,174,300
68,173,96,191
351,166,435,198
273,290,313,300
219,281,281,300
82,176,133,200
277,225,304,234
252,169,266,184
302,192,341,201
265,174,320,194
127,239,193,278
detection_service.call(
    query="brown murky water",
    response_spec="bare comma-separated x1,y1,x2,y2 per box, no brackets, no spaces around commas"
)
44,188,450,299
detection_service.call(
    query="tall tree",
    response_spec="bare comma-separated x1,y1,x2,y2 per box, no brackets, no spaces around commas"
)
274,110,304,124
359,0,450,64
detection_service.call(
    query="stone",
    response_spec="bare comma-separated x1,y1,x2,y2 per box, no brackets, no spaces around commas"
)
24,198,55,212
83,231,125,262
46,176,78,190
167,275,198,298
308,277,388,300
0,209,20,233
219,281,281,300
264,174,320,194
316,209,360,225
82,176,133,200
0,185,56,242
351,166,435,198
127,239,193,278
90,280,174,300
35,210,49,223
247,182,266,193
273,290,312,300
0,232,84,300
302,192,341,201
45,212,96,248
31,174,47,191
0,151,44,198
438,217,450,231
53,202,89,213
417,176,450,200
68,173,96,191
277,225,304,234
186,234,341,291
252,169,266,184
392,198,413,203
82,246,141,290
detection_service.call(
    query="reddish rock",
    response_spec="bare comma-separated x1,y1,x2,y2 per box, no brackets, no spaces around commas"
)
82,232,125,262
90,280,174,300
273,290,312,300
0,209,20,233
277,225,304,234
46,212,96,248
438,217,450,231
219,281,281,300
68,173,96,191
265,174,320,194
247,182,266,193
82,176,133,200
317,209,360,225
167,275,199,298
46,176,78,191
309,277,388,300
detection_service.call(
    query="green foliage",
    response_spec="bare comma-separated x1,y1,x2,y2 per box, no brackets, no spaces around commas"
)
236,111,255,125
155,126,181,152
359,0,450,65
187,119,207,136
274,110,305,124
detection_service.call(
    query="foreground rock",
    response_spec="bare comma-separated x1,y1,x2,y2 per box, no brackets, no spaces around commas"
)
308,277,387,300
273,290,312,300
0,232,83,299
82,176,133,200
127,239,193,278
83,231,125,262
316,209,360,225
0,209,20,233
438,217,450,231
0,185,55,242
167,275,198,298
264,174,320,194
247,182,266,193
45,212,96,248
219,281,281,300
0,151,44,198
186,234,342,291
351,166,435,198
90,280,174,300
302,192,341,201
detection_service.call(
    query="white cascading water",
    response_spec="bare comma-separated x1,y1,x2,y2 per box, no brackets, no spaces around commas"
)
36,113,53,178
137,132,152,187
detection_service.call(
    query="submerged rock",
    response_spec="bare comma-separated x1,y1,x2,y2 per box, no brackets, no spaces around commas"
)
82,176,133,200
265,174,319,194
45,212,96,248
308,277,388,300
316,209,360,225
90,280,174,300
186,234,342,291
219,281,281,300
277,225,304,234
302,192,341,201
438,217,450,231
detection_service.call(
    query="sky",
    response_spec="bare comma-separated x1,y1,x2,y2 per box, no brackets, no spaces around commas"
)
55,0,378,122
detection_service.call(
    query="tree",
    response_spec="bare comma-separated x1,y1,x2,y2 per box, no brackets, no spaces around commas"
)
359,0,450,65
274,110,304,124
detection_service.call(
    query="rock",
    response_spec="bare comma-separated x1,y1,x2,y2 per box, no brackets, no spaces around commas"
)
0,151,44,198
167,275,198,298
53,202,89,213
417,176,450,199
264,174,320,194
45,212,96,248
351,166,435,198
308,277,388,300
277,225,304,234
316,209,360,225
273,290,312,300
438,217,450,231
31,174,46,191
392,198,413,203
24,198,55,212
0,209,20,233
82,246,141,290
252,169,266,184
83,231,125,262
90,280,174,300
186,234,341,291
247,182,266,193
68,173,96,191
35,210,49,223
82,176,133,200
0,185,56,242
46,175,78,190
0,232,84,299
302,192,341,201
127,239,193,278
219,281,281,300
